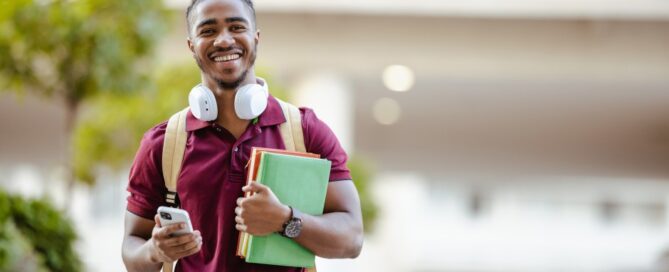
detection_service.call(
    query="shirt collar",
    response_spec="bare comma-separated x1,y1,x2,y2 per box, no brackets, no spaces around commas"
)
185,95,285,132
256,95,286,127
185,110,209,132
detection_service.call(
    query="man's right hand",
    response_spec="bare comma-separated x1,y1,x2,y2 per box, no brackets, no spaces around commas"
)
149,214,203,263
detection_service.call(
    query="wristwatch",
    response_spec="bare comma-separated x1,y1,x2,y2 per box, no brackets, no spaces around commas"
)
280,206,303,238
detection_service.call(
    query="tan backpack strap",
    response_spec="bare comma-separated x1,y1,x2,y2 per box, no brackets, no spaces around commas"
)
161,107,189,272
277,98,306,152
162,262,174,272
162,107,189,206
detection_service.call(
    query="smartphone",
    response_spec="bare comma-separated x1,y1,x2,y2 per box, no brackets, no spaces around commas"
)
157,206,193,236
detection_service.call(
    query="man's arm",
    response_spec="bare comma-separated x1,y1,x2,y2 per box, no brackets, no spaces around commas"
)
294,179,364,258
236,179,364,258
122,212,203,272
122,212,163,272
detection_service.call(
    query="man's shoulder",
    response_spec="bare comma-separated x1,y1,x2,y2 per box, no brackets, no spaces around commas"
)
297,106,317,124
298,106,330,132
296,106,343,148
139,120,169,150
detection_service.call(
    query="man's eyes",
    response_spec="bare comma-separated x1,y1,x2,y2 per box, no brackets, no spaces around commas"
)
200,29,215,36
198,25,246,36
231,25,247,32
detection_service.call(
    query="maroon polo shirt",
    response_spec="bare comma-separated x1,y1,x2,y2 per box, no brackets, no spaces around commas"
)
126,95,351,272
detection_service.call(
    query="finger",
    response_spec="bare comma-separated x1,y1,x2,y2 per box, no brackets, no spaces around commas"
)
235,215,244,224
154,214,162,228
236,224,247,232
175,241,202,259
164,233,197,247
158,222,186,238
247,182,268,193
236,197,244,206
173,237,201,255
235,206,242,216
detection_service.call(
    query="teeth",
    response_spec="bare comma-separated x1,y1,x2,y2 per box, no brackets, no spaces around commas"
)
214,54,240,62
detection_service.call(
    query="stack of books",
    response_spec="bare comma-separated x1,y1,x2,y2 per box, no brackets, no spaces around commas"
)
236,147,331,268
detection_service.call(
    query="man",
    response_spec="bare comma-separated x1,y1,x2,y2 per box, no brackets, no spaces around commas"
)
121,0,364,271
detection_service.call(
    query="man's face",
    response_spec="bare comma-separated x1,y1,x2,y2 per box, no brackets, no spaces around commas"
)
187,0,259,90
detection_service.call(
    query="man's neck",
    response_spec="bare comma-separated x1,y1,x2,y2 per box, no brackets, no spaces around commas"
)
201,75,257,139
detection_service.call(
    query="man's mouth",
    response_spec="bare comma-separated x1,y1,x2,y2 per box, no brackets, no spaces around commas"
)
211,53,241,62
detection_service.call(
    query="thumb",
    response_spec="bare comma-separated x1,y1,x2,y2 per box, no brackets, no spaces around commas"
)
243,181,269,194
154,214,162,228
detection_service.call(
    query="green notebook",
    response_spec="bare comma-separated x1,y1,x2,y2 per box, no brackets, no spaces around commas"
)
245,152,331,267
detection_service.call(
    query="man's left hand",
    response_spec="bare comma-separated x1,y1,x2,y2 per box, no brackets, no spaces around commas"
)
235,182,291,236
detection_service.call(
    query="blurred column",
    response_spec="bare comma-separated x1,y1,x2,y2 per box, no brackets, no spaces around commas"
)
291,72,354,154
665,196,669,233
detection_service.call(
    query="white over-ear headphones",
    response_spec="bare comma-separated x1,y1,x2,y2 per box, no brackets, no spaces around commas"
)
188,77,269,121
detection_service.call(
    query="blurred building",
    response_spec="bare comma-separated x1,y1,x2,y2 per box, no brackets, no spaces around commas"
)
2,0,669,271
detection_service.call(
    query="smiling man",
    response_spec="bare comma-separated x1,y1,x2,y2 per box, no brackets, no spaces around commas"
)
121,0,363,271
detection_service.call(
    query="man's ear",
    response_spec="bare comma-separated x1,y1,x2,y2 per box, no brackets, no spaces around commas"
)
254,29,260,46
187,37,195,54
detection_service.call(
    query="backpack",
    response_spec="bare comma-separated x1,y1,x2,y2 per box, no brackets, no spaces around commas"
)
160,99,316,272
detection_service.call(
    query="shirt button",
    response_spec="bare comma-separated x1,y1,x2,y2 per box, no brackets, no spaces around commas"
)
234,147,239,152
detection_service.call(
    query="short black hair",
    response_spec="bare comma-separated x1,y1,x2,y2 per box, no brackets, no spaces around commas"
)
186,0,256,34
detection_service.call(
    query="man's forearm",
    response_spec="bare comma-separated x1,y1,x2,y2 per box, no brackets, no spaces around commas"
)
122,236,162,272
294,211,363,258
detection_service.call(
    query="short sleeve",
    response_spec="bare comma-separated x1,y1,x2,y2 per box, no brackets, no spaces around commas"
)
126,122,169,219
301,108,352,182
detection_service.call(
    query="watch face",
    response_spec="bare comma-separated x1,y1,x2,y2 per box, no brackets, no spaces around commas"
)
284,218,302,238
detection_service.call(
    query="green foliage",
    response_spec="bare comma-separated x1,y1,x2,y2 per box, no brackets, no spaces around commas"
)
0,0,170,186
73,63,197,183
0,0,169,101
348,155,379,233
0,190,81,272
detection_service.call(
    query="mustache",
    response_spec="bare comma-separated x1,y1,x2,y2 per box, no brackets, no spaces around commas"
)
208,46,243,56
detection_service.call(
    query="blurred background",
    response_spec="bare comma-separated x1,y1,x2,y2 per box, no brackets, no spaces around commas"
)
2,0,669,271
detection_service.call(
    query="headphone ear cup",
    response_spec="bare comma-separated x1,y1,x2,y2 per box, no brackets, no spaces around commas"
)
189,84,218,121
257,77,269,97
235,84,268,120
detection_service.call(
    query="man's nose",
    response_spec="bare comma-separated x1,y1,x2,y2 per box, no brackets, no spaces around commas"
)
214,31,235,48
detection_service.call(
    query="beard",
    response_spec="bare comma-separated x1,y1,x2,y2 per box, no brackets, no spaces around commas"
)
195,44,257,90
215,70,248,90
